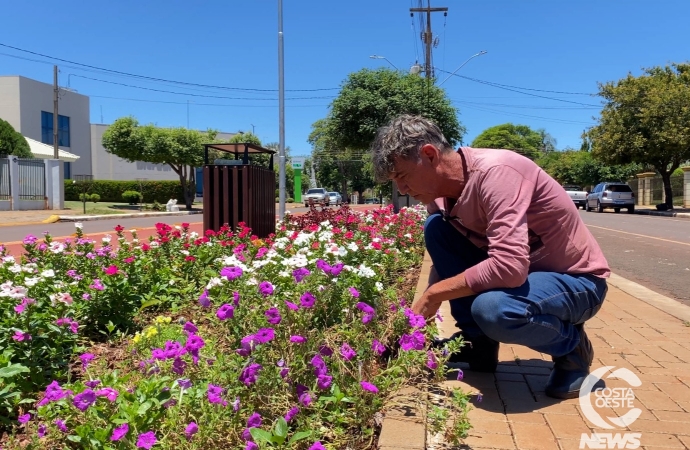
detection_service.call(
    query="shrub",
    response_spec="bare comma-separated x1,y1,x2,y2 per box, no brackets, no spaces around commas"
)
65,180,184,203
90,193,100,203
78,193,90,202
122,190,143,205
287,197,294,203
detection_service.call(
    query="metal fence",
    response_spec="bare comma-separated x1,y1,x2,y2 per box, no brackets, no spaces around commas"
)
0,158,10,200
628,175,683,205
17,158,45,200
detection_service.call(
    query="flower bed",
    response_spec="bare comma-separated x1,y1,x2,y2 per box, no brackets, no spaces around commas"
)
1,205,471,449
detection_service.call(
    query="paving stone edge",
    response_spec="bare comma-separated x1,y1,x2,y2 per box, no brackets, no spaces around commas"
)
57,211,203,222
607,272,690,323
377,251,432,450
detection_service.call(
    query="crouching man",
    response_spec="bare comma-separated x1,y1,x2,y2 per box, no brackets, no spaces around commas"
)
370,114,609,399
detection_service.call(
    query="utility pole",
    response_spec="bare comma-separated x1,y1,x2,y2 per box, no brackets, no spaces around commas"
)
410,2,448,80
278,0,286,220
53,65,59,159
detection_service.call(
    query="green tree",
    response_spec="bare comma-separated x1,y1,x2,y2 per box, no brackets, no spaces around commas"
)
0,118,32,158
102,117,216,210
471,123,553,160
310,68,464,199
588,63,690,208
537,149,641,188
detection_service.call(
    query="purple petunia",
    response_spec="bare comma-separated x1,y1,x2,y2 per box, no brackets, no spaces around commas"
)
207,384,227,406
319,345,333,357
372,339,386,356
12,330,31,341
258,281,274,296
456,369,464,381
264,307,282,325
255,328,275,344
216,303,235,320
340,343,356,361
185,422,198,440
164,341,185,359
79,353,95,370
37,380,71,406
185,334,205,352
18,413,30,424
38,423,47,438
356,302,374,314
285,300,299,311
172,357,187,375
55,419,68,433
136,431,157,449
299,391,313,406
72,389,97,411
183,321,198,334
300,292,316,308
293,267,310,283
220,266,243,281
177,378,192,389
285,406,300,422
290,335,307,344
237,334,258,357
309,442,327,450
360,381,379,393
198,290,211,308
246,442,259,450
317,374,332,390
239,363,263,386
426,351,438,370
247,412,262,428
311,354,328,376
404,308,427,328
399,330,426,351
348,287,360,297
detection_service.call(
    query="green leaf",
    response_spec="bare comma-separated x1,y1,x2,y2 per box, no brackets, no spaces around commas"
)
288,430,312,445
67,435,82,442
274,417,288,438
140,299,162,310
249,428,273,444
0,364,30,378
137,401,152,416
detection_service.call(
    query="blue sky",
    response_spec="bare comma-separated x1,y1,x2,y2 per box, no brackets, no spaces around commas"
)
2,0,689,157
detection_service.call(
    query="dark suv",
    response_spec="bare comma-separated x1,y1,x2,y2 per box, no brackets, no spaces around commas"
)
585,182,635,214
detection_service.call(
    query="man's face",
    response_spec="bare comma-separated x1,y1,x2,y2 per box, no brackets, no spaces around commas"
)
390,153,439,204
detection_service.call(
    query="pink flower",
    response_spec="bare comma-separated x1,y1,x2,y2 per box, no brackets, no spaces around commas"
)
12,330,31,341
372,339,386,355
90,279,105,291
104,265,119,276
79,353,95,370
348,287,360,297
111,423,129,441
309,442,326,450
290,335,307,344
96,388,119,402
136,431,157,449
285,300,299,311
185,422,198,440
18,413,31,424
360,381,379,393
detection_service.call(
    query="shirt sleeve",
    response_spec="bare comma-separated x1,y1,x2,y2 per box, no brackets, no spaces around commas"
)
464,165,533,292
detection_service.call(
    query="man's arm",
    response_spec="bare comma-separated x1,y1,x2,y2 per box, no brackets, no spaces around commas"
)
413,265,476,318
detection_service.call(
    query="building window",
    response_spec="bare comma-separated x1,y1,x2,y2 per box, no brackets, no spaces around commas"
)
64,162,71,180
41,111,71,147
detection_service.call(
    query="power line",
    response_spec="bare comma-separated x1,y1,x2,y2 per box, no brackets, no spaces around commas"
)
453,100,599,110
460,103,595,125
90,95,329,108
70,74,336,101
0,42,339,92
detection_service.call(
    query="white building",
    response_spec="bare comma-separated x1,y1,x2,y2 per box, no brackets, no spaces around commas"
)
0,75,235,182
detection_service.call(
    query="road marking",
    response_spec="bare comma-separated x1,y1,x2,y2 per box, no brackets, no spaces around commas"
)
587,224,690,247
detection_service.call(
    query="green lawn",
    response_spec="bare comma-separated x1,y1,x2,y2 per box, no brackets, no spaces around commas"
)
63,201,144,215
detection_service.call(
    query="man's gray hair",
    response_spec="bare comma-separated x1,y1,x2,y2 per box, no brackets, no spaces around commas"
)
370,114,452,183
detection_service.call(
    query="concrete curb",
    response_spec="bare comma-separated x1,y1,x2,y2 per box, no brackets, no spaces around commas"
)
57,211,203,222
607,272,690,323
378,251,431,450
635,209,690,219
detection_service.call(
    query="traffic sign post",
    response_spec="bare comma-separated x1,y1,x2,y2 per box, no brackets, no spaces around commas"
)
291,157,305,203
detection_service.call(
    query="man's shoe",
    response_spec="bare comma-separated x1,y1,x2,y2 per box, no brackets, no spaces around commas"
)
433,332,499,373
545,324,602,399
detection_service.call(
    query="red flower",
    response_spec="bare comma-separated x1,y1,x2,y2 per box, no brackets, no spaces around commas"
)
181,222,190,229
104,265,118,275
185,256,196,262
114,225,124,233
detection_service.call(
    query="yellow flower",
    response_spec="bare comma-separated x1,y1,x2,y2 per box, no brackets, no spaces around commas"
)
145,327,158,338
251,239,264,248
132,333,142,344
154,316,172,325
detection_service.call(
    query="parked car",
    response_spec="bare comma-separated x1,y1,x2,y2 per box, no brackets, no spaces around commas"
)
303,188,328,206
563,185,588,209
327,191,342,206
586,182,635,213
364,198,379,204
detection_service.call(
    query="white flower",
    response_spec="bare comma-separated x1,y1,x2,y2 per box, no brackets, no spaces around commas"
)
24,277,40,287
278,271,291,278
246,277,258,286
206,277,224,290
75,222,83,229
347,242,359,252
180,250,190,256
50,292,73,305
404,233,412,239
2,256,16,264
49,242,65,254
8,264,21,274
189,232,199,240
102,235,112,244
41,269,55,278
375,282,384,292
169,279,175,285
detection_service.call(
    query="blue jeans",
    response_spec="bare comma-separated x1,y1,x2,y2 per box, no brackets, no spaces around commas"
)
424,213,607,358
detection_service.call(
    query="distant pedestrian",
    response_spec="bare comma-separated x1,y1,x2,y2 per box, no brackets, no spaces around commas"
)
370,114,609,399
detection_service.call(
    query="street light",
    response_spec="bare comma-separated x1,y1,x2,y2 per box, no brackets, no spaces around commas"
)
369,55,399,70
438,50,488,87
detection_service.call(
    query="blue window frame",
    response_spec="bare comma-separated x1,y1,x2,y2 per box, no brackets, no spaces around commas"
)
41,111,71,147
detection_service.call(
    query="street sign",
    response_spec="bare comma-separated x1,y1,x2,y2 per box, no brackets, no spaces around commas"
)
291,157,305,170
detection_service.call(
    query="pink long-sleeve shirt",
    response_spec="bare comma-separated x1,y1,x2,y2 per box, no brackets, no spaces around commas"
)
428,147,610,293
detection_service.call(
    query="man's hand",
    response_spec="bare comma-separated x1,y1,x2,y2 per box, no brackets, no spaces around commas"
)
411,290,443,319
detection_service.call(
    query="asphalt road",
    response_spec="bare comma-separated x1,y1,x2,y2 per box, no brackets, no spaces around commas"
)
578,209,690,306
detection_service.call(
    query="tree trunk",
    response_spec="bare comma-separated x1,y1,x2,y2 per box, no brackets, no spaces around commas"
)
660,171,674,210
340,178,348,203
337,161,348,203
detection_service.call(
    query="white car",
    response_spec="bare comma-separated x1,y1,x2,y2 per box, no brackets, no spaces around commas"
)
328,192,342,206
563,185,588,209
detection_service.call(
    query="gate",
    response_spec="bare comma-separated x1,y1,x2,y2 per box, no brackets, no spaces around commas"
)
0,158,10,200
17,159,46,200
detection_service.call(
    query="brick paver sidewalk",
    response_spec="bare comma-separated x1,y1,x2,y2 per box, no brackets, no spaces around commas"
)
422,253,690,450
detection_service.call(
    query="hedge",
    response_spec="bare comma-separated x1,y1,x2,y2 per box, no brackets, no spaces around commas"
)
65,180,185,203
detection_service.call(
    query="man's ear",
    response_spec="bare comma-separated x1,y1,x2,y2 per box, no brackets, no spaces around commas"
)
420,144,439,164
